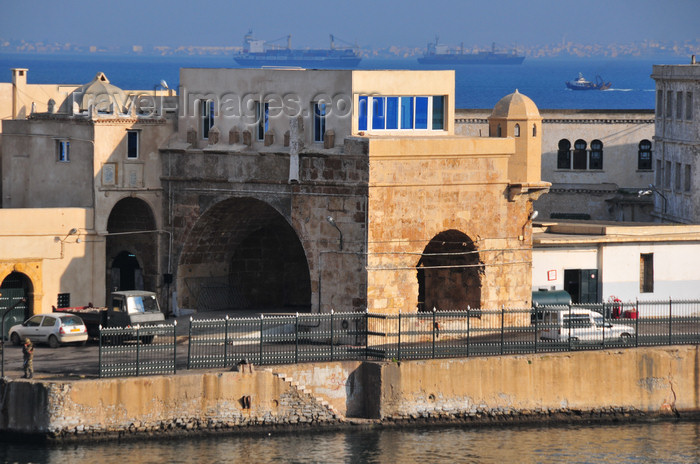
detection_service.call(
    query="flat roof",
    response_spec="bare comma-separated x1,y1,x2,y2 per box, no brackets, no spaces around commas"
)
533,220,700,246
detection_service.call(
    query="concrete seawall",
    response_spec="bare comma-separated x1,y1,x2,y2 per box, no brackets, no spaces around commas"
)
1,346,698,440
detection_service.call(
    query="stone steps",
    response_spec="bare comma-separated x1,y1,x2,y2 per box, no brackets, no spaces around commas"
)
272,372,345,421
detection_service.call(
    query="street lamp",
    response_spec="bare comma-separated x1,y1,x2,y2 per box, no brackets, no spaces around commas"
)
638,184,667,214
326,216,343,250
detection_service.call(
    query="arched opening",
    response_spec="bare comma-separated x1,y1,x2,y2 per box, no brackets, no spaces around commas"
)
416,230,482,312
178,197,311,313
1,272,33,339
106,197,156,297
111,251,143,291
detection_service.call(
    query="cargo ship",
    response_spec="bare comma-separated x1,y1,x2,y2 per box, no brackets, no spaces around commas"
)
565,73,612,91
233,31,361,68
417,38,525,65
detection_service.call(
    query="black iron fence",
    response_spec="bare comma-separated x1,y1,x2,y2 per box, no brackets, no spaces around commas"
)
98,323,177,377
98,299,700,376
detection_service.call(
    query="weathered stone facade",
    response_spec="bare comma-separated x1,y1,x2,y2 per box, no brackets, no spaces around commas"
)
651,61,700,223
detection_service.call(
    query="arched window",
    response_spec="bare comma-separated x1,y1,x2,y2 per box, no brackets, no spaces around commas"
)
638,139,652,170
573,139,588,170
532,123,537,137
589,139,603,170
514,123,520,137
497,124,502,137
557,139,571,169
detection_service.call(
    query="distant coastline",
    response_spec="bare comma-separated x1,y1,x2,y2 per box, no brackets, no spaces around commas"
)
1,37,698,60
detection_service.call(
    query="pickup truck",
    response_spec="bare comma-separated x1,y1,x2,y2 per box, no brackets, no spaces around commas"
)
55,290,165,339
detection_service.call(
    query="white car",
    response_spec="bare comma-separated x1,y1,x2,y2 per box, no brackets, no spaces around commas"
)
9,313,88,348
539,308,635,343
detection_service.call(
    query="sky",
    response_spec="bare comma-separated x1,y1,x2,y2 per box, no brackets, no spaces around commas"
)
1,0,698,49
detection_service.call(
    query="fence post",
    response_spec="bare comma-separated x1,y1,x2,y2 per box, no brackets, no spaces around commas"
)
187,317,193,370
259,314,264,365
224,315,229,368
295,312,299,364
635,298,639,347
364,309,369,360
330,309,335,362
98,324,103,378
500,305,505,355
432,307,436,359
568,304,573,351
398,311,402,362
136,324,141,377
173,320,178,374
534,304,538,354
669,297,673,345
466,306,470,358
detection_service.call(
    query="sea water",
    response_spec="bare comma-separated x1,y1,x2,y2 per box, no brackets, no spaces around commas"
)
0,53,689,110
1,421,699,463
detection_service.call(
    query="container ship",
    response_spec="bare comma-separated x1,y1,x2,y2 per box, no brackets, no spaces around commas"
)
417,38,525,65
233,31,361,68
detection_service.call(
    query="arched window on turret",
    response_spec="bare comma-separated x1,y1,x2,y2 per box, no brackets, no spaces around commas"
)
514,123,520,137
497,124,502,137
532,123,537,137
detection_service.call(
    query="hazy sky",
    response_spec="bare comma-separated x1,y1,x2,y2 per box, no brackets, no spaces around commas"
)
1,0,698,49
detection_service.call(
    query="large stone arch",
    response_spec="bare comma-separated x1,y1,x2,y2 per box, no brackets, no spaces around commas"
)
106,197,157,298
177,197,311,313
416,230,482,311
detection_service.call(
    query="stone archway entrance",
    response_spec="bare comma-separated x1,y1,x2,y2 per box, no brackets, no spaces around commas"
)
0,272,33,339
416,230,482,311
106,198,157,296
177,197,311,313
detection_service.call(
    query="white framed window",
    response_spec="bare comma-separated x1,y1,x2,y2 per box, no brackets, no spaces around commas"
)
199,100,215,140
313,102,326,142
56,140,70,162
357,95,446,132
127,130,139,159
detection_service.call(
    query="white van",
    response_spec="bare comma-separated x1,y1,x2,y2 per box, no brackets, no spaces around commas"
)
539,308,635,343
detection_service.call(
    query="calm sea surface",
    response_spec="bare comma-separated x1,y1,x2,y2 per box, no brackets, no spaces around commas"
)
1,421,699,463
0,54,690,110
1,52,696,462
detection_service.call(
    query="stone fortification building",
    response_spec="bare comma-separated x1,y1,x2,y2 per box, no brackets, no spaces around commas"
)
1,67,548,319
160,68,548,315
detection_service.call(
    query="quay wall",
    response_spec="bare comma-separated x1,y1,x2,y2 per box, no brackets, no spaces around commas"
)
0,346,698,439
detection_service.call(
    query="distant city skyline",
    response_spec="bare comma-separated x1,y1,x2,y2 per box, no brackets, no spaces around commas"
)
1,0,698,50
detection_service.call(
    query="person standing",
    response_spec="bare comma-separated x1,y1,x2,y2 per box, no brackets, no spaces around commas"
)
22,338,33,379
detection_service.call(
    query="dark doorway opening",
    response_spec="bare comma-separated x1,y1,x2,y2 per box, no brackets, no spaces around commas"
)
111,251,143,291
417,230,482,312
564,269,599,304
0,272,33,339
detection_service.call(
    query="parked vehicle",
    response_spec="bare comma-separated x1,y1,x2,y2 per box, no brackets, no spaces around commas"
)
539,308,635,343
55,290,165,339
9,313,88,348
